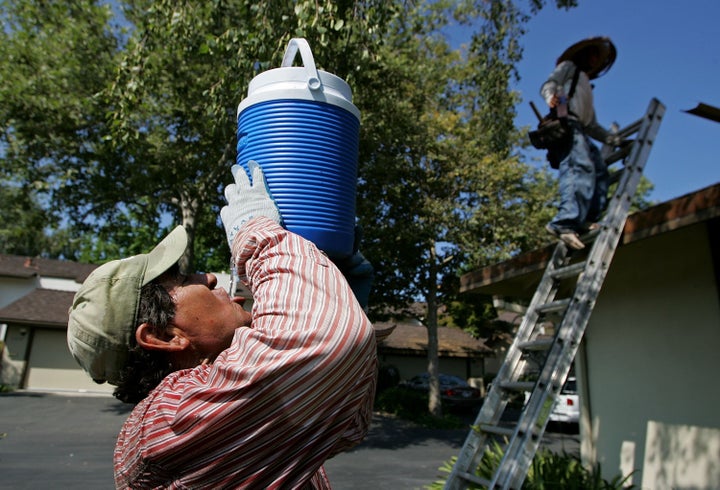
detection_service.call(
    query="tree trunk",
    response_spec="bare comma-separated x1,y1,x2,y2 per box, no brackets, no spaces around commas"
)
178,192,199,274
427,246,442,418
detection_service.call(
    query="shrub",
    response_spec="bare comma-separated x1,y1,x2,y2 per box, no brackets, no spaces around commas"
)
429,441,635,489
374,386,466,429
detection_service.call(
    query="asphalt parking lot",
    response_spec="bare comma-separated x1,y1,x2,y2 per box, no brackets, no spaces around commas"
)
0,391,578,489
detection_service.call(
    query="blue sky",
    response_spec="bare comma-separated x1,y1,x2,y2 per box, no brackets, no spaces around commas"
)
451,0,720,204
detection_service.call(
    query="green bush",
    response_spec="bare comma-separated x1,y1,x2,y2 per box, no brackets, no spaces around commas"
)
374,386,466,429
429,441,634,489
525,449,634,489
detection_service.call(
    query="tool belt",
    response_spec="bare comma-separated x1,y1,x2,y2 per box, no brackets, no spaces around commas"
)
529,67,581,168
529,114,572,151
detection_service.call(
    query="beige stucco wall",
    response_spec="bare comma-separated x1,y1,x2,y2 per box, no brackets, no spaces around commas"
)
580,222,720,488
378,353,483,382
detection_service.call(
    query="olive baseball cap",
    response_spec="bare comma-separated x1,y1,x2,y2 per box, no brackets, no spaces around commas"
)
67,226,188,385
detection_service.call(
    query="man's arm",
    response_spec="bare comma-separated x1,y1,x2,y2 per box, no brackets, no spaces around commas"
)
540,60,576,107
231,216,377,453
223,164,377,459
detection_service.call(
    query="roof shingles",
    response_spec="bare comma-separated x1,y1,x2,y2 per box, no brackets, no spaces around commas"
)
0,289,76,327
0,254,97,282
376,322,490,357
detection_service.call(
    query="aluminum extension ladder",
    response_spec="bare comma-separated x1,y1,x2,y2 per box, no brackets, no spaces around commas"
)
444,98,665,489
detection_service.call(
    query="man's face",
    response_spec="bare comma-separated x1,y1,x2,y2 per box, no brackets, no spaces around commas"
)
158,270,251,361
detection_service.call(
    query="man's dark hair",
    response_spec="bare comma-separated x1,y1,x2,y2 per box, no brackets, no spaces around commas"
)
113,274,177,404
575,45,601,74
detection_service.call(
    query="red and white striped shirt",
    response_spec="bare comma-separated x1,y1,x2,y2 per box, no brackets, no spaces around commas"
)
114,217,378,489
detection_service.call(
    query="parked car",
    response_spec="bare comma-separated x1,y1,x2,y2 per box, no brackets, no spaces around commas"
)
549,376,579,425
402,373,482,408
522,376,580,428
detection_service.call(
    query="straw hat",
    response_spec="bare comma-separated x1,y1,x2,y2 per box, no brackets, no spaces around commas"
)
556,36,616,80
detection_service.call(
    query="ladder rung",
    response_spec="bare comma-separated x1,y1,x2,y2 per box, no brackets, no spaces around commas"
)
618,118,642,138
518,338,553,351
580,227,602,242
550,262,586,280
604,145,632,165
609,168,625,185
458,471,492,486
479,424,515,437
500,381,534,392
535,298,571,314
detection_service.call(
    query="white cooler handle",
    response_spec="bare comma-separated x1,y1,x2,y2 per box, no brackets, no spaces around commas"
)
281,38,322,91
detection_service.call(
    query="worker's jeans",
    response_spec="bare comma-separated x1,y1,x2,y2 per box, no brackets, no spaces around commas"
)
549,123,609,233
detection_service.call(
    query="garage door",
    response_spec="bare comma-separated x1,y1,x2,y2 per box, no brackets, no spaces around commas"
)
25,328,114,394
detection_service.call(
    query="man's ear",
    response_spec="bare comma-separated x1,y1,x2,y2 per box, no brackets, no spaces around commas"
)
136,323,189,352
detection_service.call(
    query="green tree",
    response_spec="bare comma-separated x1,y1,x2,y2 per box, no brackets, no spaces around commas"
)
0,185,48,256
0,0,120,258
356,0,562,416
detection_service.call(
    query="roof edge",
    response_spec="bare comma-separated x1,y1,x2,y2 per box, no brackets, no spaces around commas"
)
460,182,720,294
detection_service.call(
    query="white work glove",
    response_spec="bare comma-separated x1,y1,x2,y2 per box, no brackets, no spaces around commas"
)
221,160,282,248
605,133,622,147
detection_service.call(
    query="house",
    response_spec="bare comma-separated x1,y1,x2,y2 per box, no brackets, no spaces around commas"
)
0,255,105,392
459,183,720,489
374,318,491,386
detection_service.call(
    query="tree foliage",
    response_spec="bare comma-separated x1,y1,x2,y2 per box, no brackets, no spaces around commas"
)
0,0,120,259
0,184,48,256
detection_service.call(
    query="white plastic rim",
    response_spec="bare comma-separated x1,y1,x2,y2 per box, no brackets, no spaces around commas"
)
237,38,360,120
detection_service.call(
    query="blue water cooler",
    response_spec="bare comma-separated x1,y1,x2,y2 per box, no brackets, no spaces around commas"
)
236,38,360,258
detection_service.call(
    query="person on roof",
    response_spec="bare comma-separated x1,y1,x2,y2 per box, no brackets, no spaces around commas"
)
541,36,622,250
